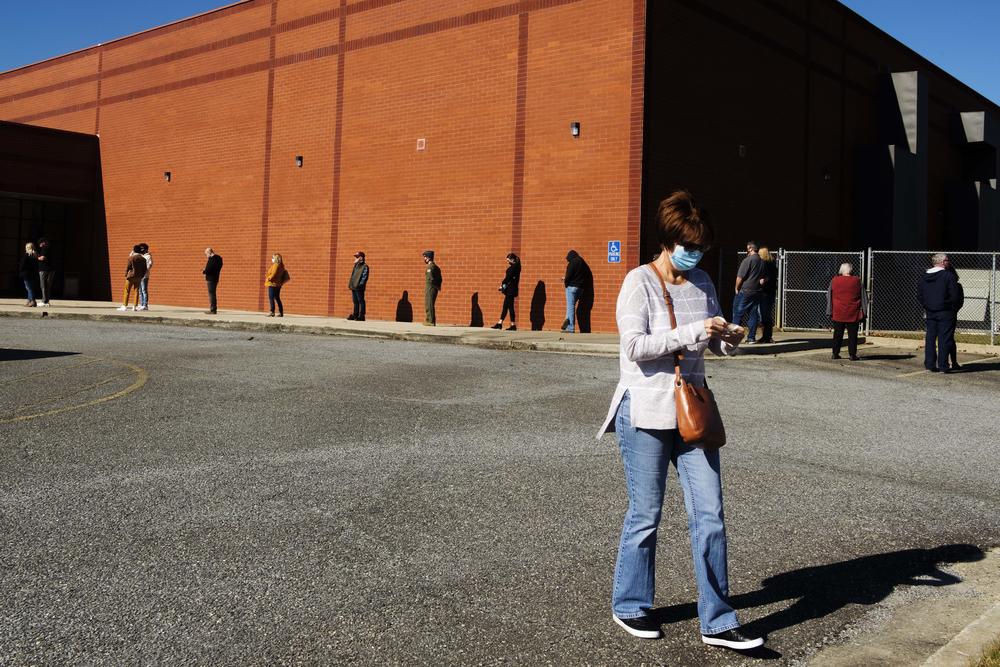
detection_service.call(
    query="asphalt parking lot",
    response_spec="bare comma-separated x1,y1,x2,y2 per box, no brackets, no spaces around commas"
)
2,319,999,666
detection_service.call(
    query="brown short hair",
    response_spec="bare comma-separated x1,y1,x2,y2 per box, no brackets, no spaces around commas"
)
655,190,713,251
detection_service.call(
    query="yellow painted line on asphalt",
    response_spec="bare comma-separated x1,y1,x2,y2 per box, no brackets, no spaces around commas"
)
14,374,130,411
3,356,101,383
0,361,148,425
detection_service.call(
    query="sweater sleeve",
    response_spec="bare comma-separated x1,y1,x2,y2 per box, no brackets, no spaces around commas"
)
618,279,707,362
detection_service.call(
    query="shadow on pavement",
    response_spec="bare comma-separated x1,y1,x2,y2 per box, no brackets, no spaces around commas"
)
857,353,916,361
651,544,984,640
0,349,79,362
953,361,1000,373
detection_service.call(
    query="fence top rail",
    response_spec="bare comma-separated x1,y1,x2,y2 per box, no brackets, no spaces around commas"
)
870,250,999,255
779,250,864,254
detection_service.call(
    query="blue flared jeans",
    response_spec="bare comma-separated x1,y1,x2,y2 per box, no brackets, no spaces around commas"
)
612,391,741,635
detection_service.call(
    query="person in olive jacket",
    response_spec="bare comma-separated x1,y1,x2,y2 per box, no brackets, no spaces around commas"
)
19,243,39,307
422,250,442,325
492,252,521,331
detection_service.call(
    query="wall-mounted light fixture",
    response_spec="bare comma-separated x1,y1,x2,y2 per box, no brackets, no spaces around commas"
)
295,155,304,168
737,144,747,158
416,138,426,151
570,122,581,138
164,171,172,183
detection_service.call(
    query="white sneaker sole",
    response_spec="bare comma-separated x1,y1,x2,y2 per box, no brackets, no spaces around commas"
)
613,615,662,639
701,634,764,650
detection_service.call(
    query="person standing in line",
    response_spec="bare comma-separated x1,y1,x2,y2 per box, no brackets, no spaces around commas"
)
264,252,288,317
36,237,55,307
19,243,39,307
348,251,369,321
563,249,586,333
917,253,960,373
492,252,521,331
137,243,153,311
422,250,442,325
203,247,223,314
757,247,778,343
826,262,867,360
598,190,762,650
944,257,964,370
118,246,147,311
732,241,764,343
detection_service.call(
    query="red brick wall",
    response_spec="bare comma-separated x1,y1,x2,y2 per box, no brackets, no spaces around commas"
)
0,0,644,331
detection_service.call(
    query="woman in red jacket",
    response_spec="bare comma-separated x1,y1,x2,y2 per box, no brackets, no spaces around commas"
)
826,262,868,360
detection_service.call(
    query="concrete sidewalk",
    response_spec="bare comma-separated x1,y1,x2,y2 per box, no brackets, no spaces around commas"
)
0,298,875,356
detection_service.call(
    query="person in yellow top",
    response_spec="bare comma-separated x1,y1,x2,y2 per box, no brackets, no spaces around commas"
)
264,253,289,317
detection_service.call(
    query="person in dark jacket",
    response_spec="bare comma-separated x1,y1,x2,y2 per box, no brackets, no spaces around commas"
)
826,262,868,360
19,243,39,307
36,237,55,307
563,250,586,333
944,257,964,370
492,253,521,331
917,253,960,373
203,247,223,314
348,251,369,321
422,250,442,325
757,246,779,343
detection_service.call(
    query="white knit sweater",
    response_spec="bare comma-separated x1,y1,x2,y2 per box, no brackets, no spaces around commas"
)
597,265,736,437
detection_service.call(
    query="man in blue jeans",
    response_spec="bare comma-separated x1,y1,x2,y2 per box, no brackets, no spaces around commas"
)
732,241,764,343
563,249,585,333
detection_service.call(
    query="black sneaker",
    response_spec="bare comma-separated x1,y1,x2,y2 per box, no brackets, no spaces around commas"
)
347,314,356,320
491,323,502,329
832,353,841,360
613,615,662,639
701,628,764,650
507,325,517,331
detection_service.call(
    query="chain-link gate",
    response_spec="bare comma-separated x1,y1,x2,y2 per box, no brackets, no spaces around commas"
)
868,251,998,345
780,251,865,331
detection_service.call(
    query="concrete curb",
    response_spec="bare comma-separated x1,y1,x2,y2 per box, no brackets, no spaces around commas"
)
922,602,1000,666
0,309,621,357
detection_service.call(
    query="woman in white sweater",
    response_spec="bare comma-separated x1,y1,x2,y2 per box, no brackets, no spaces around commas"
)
598,190,763,650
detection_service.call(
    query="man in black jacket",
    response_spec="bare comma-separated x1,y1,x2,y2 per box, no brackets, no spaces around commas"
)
917,253,960,373
203,247,223,314
563,250,586,333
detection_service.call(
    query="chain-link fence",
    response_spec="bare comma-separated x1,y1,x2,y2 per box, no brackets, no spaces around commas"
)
730,249,999,345
868,251,998,345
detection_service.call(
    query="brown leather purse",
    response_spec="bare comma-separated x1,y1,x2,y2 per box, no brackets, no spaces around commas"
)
648,264,727,449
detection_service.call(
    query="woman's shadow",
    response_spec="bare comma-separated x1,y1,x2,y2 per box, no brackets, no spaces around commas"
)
651,544,984,642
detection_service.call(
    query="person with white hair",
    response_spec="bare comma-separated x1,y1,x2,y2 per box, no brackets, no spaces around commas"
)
917,253,960,373
826,262,867,360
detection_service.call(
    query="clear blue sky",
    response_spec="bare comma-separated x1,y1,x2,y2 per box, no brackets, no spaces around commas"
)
1,1,998,105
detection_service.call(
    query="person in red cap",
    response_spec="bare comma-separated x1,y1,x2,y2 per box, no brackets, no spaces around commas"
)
348,251,369,321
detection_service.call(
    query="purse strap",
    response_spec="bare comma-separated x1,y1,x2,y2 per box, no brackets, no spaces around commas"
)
646,263,684,383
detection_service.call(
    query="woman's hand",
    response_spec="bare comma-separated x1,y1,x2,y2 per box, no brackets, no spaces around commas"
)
704,316,728,337
721,323,745,346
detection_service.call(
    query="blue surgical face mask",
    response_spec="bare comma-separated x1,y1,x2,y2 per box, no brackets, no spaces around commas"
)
669,244,704,271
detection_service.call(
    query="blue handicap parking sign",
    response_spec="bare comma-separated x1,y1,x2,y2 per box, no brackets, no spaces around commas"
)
608,240,621,263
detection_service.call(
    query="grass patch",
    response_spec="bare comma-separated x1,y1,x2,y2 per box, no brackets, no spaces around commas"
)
970,636,1000,667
